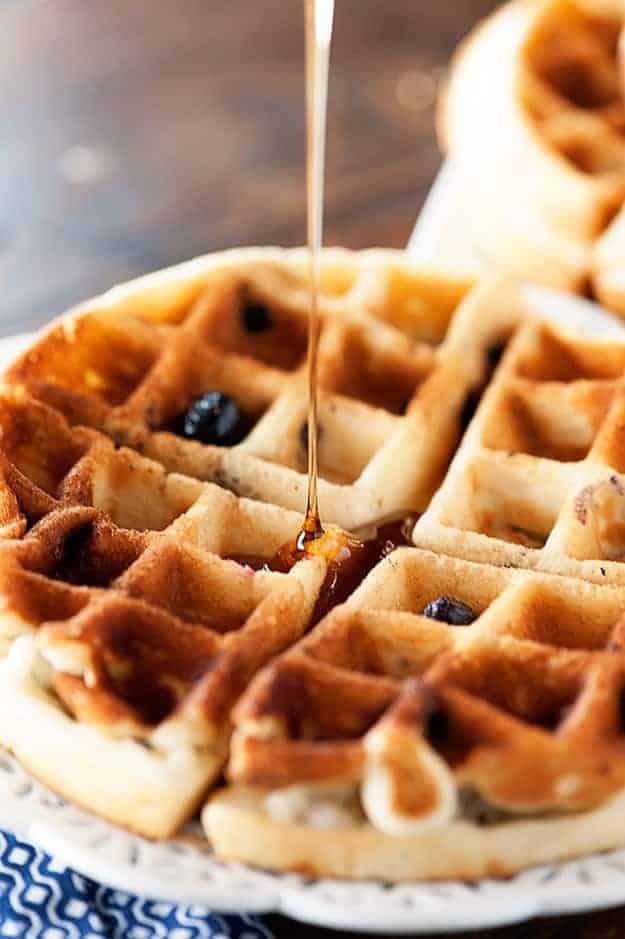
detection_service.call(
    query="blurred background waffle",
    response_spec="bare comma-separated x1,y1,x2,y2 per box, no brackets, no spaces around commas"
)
439,0,625,313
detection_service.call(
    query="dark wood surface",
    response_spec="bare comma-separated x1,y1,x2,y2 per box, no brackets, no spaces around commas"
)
1,0,499,336
4,1,625,936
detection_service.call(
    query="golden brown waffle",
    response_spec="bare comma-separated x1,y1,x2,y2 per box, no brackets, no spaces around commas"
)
0,386,329,837
5,246,625,881
4,247,484,530
440,0,625,305
415,315,625,584
205,547,625,880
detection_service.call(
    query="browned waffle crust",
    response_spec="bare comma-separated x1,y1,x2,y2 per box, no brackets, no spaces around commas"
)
3,247,625,880
206,548,625,879
0,385,330,836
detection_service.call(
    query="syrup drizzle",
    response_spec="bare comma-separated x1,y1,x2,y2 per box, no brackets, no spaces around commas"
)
300,0,335,549
231,517,417,623
264,2,400,595
232,10,417,611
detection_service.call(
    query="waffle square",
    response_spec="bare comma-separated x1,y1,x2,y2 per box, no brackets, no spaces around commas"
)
415,316,625,584
206,547,625,879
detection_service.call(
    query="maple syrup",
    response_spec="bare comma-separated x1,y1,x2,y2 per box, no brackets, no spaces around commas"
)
309,518,417,623
232,517,417,623
299,0,335,546
235,6,416,616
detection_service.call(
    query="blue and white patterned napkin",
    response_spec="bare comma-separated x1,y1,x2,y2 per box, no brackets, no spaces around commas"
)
0,831,273,939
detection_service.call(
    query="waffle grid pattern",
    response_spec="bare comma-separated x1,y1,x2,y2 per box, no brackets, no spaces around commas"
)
5,249,483,530
415,318,625,583
3,248,625,881
228,547,625,826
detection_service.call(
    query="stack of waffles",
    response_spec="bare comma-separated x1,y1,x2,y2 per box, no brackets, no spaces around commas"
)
440,0,625,312
4,247,625,879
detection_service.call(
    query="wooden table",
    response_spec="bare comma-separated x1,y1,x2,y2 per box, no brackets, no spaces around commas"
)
4,1,625,936
1,0,495,335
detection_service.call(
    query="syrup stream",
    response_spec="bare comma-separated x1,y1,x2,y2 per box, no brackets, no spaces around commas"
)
300,0,335,549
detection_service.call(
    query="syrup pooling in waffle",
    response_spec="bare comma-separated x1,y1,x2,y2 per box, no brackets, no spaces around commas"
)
5,248,479,529
274,516,418,624
415,312,625,584
206,548,625,879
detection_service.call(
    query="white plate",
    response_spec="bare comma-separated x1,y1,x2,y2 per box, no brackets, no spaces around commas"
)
3,175,625,933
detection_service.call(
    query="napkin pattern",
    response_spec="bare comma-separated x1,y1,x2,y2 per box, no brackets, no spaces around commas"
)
0,830,273,938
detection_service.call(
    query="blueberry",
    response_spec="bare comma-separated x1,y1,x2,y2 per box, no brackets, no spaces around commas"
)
459,389,480,431
241,300,272,333
176,391,249,446
411,683,450,746
486,340,506,369
425,706,450,746
421,595,476,626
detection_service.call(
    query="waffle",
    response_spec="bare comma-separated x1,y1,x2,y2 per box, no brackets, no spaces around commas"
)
440,0,625,305
5,246,625,880
5,247,477,531
205,547,625,880
414,313,625,584
0,386,331,837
